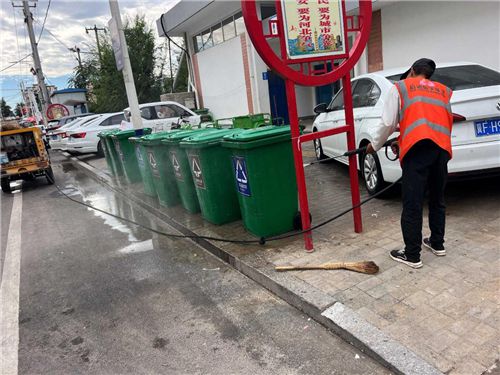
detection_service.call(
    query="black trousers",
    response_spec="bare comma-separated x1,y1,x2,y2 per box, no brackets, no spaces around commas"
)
401,140,450,261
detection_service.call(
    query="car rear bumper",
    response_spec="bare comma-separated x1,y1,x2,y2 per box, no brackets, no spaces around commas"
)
65,142,97,153
448,140,500,173
379,140,500,183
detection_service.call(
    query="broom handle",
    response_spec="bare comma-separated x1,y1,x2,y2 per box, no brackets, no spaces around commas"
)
275,263,347,271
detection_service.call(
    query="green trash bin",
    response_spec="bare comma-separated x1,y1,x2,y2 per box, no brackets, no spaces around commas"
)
111,128,152,184
97,129,121,176
222,126,298,237
161,129,219,213
140,131,181,207
129,136,157,197
180,129,245,225
232,113,271,129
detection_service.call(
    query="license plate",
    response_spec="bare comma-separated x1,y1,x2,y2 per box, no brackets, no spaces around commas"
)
474,118,500,137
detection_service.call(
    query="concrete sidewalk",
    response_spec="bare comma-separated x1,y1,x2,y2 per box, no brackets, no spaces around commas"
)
65,145,499,375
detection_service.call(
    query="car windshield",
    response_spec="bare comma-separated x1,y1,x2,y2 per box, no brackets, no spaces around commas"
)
386,65,500,91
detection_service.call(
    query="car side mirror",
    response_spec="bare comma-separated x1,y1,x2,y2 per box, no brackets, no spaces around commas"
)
314,103,328,114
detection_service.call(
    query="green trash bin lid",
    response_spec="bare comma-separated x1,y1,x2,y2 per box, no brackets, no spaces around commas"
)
222,126,291,149
180,128,244,149
97,129,121,139
111,128,152,139
139,131,179,145
161,128,218,145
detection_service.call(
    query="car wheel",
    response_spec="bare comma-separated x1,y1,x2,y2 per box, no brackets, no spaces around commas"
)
361,152,386,195
97,141,105,157
45,167,55,185
313,133,326,160
1,178,12,193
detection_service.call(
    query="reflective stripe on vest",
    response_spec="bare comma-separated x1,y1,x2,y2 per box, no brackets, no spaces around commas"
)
394,78,453,161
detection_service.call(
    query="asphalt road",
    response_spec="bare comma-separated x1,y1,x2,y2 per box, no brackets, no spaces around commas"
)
1,153,389,375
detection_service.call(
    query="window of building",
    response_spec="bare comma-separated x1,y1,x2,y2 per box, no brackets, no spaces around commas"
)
222,17,236,40
234,12,245,35
192,11,246,53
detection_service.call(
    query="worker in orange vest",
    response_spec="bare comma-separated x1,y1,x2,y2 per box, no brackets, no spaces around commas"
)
366,58,453,269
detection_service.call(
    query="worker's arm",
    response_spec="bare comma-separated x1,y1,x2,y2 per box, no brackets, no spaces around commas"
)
366,85,400,154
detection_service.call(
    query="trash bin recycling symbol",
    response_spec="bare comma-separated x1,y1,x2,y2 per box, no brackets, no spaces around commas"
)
232,156,251,196
170,151,183,181
114,139,124,161
135,145,144,168
148,151,159,177
189,154,205,189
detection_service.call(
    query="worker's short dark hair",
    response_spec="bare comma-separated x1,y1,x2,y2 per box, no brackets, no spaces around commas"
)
412,64,434,79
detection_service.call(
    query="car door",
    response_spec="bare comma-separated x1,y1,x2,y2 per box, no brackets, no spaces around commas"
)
316,88,346,155
333,79,381,157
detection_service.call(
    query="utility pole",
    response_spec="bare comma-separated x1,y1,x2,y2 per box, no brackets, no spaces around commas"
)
21,0,51,124
108,0,143,132
85,25,106,64
69,46,83,69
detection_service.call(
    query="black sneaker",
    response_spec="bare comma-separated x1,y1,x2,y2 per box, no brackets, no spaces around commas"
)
423,238,446,256
390,249,423,269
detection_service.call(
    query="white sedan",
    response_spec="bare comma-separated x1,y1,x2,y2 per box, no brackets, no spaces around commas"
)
48,114,102,151
312,62,500,195
124,101,201,132
65,112,126,156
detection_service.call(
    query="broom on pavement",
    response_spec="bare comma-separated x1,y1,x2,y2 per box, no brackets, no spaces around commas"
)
275,261,379,274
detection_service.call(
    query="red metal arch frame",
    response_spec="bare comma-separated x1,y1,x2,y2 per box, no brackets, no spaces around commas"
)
242,1,372,251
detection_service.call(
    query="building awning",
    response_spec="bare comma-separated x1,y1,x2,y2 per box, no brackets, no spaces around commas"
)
156,1,241,37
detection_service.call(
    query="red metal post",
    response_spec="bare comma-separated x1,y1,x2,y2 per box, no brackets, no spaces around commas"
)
342,75,363,233
286,79,314,251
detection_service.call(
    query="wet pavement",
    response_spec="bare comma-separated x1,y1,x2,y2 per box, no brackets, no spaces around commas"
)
71,141,500,375
0,152,389,374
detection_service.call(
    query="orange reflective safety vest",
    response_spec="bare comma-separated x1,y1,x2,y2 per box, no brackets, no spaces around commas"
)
394,77,453,161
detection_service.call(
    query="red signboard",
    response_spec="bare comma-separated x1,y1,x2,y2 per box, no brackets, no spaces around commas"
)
46,103,70,120
242,0,372,251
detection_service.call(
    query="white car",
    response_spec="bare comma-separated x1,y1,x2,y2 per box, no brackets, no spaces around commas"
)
48,115,102,151
65,112,126,155
312,62,500,195
123,101,201,132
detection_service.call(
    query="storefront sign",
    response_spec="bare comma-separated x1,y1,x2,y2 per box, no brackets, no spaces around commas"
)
281,0,345,59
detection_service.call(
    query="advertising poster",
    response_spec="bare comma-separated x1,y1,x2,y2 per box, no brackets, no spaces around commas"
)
281,0,345,59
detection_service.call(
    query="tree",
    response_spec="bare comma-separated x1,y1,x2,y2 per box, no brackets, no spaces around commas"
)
14,102,24,117
1,98,13,118
70,16,167,113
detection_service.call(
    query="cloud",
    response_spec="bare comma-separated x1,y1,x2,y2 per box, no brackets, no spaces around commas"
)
1,0,178,107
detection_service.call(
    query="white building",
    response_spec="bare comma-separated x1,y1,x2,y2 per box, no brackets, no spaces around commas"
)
156,1,500,122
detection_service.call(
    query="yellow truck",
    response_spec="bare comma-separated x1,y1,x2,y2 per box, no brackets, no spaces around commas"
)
1,124,54,193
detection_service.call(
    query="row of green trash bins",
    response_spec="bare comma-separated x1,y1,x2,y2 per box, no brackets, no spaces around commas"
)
97,126,298,238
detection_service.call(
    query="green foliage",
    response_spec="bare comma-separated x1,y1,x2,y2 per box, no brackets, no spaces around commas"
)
14,102,24,117
1,98,13,118
69,16,186,113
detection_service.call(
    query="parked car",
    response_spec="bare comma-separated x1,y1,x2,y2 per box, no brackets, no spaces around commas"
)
312,62,500,195
46,113,94,131
123,101,201,132
49,114,102,151
65,112,126,156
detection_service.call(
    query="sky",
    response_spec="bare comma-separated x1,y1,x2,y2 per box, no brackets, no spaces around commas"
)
0,0,178,109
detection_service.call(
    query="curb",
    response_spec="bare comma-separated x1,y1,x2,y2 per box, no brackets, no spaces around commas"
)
62,152,442,375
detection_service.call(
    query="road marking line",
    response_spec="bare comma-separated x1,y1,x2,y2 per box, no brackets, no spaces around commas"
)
1,193,23,375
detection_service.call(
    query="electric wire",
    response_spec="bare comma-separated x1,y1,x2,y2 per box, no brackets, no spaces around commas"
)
37,0,51,43
0,54,33,73
55,150,401,245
